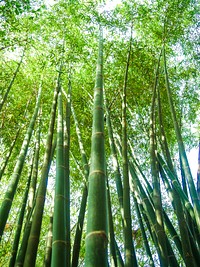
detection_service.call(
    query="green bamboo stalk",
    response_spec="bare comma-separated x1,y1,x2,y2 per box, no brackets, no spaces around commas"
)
15,221,32,267
163,46,200,230
180,154,188,196
43,209,53,267
157,85,174,174
157,88,197,266
132,194,155,267
0,99,32,181
150,50,168,266
158,153,200,250
197,141,200,201
85,26,108,267
63,79,72,266
165,239,180,267
188,228,200,265
160,163,199,266
0,45,26,112
129,161,179,265
159,164,198,265
139,202,159,255
121,27,137,267
28,122,41,211
51,90,66,266
118,138,157,265
104,95,123,211
129,163,160,253
15,139,56,267
72,184,88,267
130,150,184,261
0,84,42,242
157,153,196,223
162,210,183,258
71,103,89,179
8,161,32,267
118,136,168,264
128,142,153,203
114,239,124,267
134,146,198,262
71,103,89,267
106,175,117,267
14,127,41,266
23,81,58,267
104,97,125,265
0,127,20,181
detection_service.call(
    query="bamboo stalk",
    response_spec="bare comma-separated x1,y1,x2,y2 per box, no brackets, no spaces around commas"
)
8,161,32,267
121,26,138,267
23,80,58,267
51,90,66,266
71,103,89,267
85,25,108,267
0,84,42,242
163,46,200,232
0,44,27,112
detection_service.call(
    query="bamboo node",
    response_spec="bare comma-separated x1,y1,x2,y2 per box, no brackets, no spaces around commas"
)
89,170,106,177
86,230,108,244
52,240,67,246
57,164,65,168
55,194,65,199
95,105,103,110
92,131,104,137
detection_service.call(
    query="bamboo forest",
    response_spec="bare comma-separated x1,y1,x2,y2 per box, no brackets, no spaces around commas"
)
0,0,200,266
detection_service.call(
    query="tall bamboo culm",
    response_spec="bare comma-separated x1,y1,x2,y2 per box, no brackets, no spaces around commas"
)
0,85,42,242
157,87,197,267
197,141,200,201
64,79,72,266
163,46,200,233
0,44,26,113
150,51,168,266
85,26,108,267
121,27,137,267
23,79,59,267
51,90,66,266
71,103,89,267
